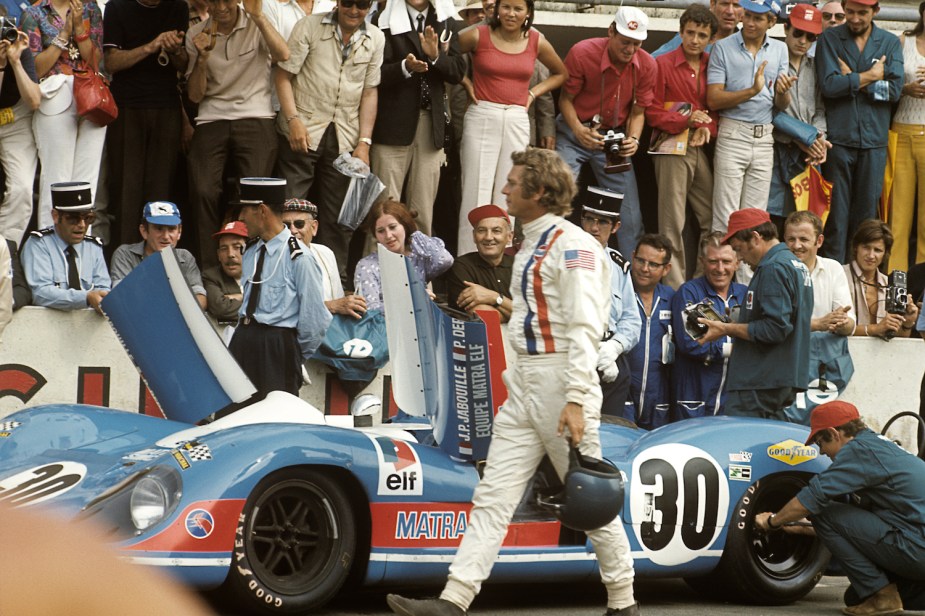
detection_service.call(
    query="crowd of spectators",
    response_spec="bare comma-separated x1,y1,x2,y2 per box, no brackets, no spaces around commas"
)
0,0,922,426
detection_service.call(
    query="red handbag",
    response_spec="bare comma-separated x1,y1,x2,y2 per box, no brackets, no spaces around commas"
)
73,48,118,126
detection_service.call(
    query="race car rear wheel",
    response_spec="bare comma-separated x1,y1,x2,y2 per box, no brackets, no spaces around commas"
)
685,474,829,605
224,469,356,614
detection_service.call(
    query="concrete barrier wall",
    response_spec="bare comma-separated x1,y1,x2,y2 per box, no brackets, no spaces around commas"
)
1,307,922,443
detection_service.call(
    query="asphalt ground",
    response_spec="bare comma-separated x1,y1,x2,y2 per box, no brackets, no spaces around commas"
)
214,576,925,616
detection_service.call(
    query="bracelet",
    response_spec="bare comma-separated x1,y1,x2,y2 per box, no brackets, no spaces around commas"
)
630,136,640,144
74,30,90,43
864,324,869,336
51,36,69,50
767,514,782,530
285,114,299,123
358,137,372,146
527,90,536,101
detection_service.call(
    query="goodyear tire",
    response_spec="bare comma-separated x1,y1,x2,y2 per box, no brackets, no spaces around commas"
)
224,469,356,614
685,474,829,605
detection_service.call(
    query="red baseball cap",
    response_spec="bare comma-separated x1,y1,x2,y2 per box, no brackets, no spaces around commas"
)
805,400,860,446
722,208,772,244
212,220,249,239
468,204,510,227
789,3,823,34
844,0,877,6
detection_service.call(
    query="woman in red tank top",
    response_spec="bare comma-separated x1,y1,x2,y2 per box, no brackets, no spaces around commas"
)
452,0,567,256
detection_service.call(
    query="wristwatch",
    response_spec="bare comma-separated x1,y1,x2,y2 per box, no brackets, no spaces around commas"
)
495,294,503,307
358,137,372,146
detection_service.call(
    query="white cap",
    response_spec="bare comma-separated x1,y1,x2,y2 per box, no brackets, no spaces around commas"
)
614,6,648,41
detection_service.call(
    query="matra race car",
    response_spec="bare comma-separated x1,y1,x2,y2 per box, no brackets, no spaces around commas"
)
0,249,832,614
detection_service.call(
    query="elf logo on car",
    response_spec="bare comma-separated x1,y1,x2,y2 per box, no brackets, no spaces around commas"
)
370,436,423,496
767,439,817,466
629,444,729,566
0,462,86,507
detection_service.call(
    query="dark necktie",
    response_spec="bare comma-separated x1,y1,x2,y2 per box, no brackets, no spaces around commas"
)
245,245,266,322
416,14,432,111
65,245,81,290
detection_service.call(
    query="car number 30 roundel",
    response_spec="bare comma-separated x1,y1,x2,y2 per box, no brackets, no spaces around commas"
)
628,444,729,566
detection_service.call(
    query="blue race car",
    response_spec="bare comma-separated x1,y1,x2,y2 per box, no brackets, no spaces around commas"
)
0,249,831,614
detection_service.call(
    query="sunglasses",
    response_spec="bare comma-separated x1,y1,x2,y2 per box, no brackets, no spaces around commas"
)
632,256,669,270
339,0,372,9
821,11,845,20
285,219,310,230
61,212,96,224
581,214,616,227
791,28,818,42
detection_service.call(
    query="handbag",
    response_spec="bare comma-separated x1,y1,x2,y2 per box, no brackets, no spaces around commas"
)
72,48,118,126
772,112,818,148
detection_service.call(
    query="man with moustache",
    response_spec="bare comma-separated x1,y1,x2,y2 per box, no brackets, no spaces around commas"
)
815,0,903,262
203,221,248,322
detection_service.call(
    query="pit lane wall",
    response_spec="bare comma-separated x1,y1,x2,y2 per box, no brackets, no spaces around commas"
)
1,307,922,437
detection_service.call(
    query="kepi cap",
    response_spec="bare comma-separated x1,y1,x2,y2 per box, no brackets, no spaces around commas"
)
614,6,648,41
468,204,510,227
582,186,623,220
284,198,319,218
213,220,249,239
722,208,772,243
233,177,287,208
143,201,181,225
739,0,782,15
805,400,860,445
51,182,94,212
788,3,822,33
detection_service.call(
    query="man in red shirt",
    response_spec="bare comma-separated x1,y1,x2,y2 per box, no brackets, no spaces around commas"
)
557,6,656,257
646,4,719,288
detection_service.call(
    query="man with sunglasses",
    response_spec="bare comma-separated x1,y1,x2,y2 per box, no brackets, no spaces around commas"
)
282,198,367,318
821,1,846,29
579,188,640,419
768,3,831,226
275,0,385,287
814,0,903,263
21,182,111,315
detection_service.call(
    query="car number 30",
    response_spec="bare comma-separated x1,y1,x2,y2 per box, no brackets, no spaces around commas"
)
628,444,729,566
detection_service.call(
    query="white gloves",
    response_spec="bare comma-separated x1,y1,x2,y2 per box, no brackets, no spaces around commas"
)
596,338,624,383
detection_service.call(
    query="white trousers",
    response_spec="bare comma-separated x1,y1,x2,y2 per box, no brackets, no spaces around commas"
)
0,100,38,246
711,117,774,232
458,101,529,255
33,74,107,229
441,353,636,611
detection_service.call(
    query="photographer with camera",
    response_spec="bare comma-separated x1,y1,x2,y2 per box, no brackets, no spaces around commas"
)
845,219,919,339
557,6,656,256
0,15,40,247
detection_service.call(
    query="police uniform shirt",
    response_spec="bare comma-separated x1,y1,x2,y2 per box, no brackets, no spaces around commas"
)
22,229,111,311
605,246,641,353
239,227,332,359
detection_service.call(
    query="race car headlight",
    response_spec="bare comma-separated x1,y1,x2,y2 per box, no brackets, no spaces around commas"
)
130,466,181,530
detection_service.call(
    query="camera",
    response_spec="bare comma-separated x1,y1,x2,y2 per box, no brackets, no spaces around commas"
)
0,17,17,44
602,130,632,174
682,300,729,340
885,270,908,316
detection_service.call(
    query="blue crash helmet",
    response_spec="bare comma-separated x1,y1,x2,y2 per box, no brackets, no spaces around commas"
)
536,446,625,532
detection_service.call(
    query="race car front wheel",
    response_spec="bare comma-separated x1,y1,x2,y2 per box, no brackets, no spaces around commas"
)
223,468,357,614
685,474,829,605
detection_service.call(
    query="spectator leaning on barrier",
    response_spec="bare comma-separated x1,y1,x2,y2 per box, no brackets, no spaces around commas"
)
557,6,655,256
21,182,111,315
185,0,289,269
699,208,813,420
626,233,674,430
755,400,925,616
444,204,514,321
671,232,747,419
110,201,208,311
646,4,719,288
579,187,641,419
815,0,903,263
203,220,248,322
651,0,742,58
274,0,385,286
707,0,792,230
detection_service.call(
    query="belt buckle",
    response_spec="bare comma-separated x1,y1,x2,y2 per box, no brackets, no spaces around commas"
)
754,124,765,138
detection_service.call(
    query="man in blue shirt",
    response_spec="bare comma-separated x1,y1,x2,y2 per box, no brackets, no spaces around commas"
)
579,187,641,418
229,178,332,396
756,400,925,616
21,182,111,314
651,0,742,58
707,0,792,231
815,0,903,263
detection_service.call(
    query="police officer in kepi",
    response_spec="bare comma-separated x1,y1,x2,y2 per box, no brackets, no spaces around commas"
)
229,177,332,396
21,182,111,315
579,187,641,417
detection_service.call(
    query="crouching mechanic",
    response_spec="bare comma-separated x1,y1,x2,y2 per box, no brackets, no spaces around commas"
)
387,148,639,616
755,401,925,615
580,187,641,418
